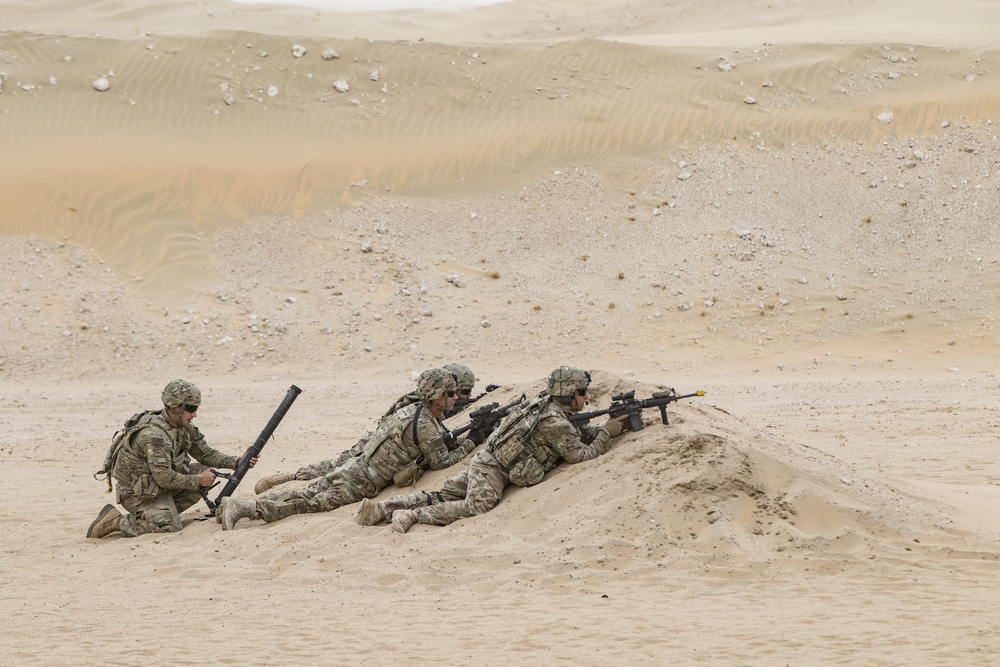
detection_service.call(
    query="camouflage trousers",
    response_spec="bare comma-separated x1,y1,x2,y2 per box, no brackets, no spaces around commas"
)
255,456,381,523
381,450,510,527
292,438,366,481
117,487,202,537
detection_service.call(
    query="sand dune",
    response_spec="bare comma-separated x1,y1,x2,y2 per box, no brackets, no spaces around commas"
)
2,0,1000,664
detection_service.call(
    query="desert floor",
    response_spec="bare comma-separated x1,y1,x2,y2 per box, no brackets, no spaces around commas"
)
1,0,999,665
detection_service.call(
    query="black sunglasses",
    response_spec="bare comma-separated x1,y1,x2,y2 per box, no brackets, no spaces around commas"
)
445,390,457,397
576,387,589,397
182,404,199,413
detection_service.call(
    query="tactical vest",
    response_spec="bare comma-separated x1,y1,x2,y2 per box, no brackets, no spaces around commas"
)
362,402,423,481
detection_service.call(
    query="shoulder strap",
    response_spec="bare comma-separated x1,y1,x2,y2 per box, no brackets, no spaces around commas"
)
411,404,422,448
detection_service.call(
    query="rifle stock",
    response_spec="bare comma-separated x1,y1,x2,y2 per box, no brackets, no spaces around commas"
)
569,389,704,431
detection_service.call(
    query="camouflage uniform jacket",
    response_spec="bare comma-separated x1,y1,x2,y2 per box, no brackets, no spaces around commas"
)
527,399,614,472
112,410,239,500
364,402,473,482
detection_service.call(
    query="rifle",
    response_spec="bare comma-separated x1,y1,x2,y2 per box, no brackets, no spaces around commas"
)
199,384,302,518
451,383,501,412
569,388,704,432
440,395,524,449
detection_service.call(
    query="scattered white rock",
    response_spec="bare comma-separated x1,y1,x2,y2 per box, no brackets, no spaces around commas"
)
333,79,350,92
761,79,773,87
370,70,379,82
267,85,279,97
92,77,110,92
360,242,373,253
718,60,735,72
888,71,901,79
322,48,339,60
470,212,478,219
678,171,692,181
292,44,307,58
480,319,492,328
744,96,756,104
446,274,466,288
876,111,894,124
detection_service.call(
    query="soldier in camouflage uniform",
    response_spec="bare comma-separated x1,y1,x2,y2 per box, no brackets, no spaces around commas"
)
356,366,629,533
219,367,479,530
252,362,479,494
86,380,258,539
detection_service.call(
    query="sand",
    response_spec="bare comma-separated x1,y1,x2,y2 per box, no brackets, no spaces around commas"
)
1,0,999,664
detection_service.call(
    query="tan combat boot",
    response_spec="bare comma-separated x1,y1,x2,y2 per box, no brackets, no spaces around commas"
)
87,504,122,538
219,497,260,531
254,471,297,495
356,498,385,526
391,509,418,534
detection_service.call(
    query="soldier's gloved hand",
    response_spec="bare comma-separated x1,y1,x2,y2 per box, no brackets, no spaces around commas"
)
601,415,627,438
468,425,490,446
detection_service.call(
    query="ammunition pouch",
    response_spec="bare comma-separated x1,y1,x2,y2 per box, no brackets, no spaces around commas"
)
493,437,525,468
131,473,159,500
392,460,424,487
508,457,545,488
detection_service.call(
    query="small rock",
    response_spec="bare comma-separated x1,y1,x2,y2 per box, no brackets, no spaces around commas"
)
333,79,350,92
370,70,379,82
292,44,307,58
718,60,735,72
876,111,894,124
480,319,492,328
267,85,279,97
743,96,756,105
322,48,339,60
92,77,110,92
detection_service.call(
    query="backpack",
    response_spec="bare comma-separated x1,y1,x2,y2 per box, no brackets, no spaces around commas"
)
94,410,160,493
487,393,551,486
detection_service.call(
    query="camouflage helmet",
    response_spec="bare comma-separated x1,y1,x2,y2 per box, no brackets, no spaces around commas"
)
416,367,458,402
161,379,202,408
547,366,591,401
443,362,475,394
